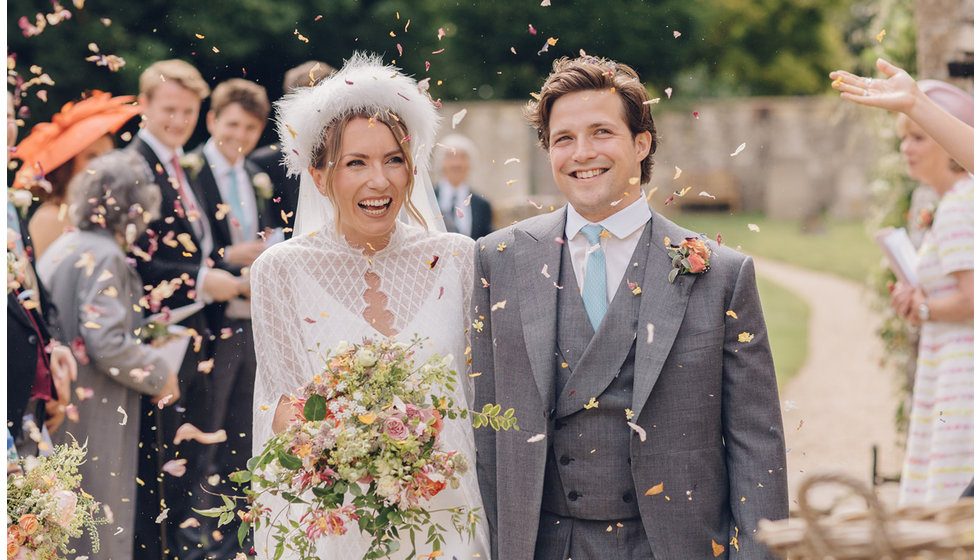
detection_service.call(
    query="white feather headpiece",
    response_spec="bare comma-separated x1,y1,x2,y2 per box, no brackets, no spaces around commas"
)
275,52,440,180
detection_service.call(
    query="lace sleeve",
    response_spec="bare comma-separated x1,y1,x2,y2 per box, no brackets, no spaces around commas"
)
250,244,308,454
457,237,476,406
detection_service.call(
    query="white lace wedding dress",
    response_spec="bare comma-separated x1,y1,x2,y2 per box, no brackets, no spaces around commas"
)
250,220,490,559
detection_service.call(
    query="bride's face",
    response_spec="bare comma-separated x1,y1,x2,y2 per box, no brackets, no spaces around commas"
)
311,117,410,250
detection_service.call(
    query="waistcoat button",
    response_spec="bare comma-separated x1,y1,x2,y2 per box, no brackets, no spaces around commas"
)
568,491,580,501
558,455,572,466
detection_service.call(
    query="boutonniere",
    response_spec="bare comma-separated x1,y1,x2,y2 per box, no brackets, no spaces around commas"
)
251,172,273,214
179,153,205,179
914,202,936,230
665,235,711,283
8,186,35,217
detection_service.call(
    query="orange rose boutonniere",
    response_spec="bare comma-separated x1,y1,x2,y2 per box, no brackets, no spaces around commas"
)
665,235,712,283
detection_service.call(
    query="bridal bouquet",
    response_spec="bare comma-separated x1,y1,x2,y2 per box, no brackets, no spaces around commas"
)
202,337,516,560
6,440,104,560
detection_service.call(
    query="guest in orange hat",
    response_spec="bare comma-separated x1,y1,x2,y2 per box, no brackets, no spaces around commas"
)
12,91,140,257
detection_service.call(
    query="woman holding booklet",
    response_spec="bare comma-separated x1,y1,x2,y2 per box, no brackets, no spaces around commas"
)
832,60,973,505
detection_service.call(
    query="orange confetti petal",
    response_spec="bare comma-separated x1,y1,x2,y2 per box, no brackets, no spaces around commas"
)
645,482,664,496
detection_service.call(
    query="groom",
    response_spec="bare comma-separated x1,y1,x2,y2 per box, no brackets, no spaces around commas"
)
471,55,788,559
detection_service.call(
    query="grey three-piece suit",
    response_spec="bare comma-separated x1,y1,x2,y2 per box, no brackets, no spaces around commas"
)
472,207,788,559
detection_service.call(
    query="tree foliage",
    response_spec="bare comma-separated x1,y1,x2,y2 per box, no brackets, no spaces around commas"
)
9,0,858,135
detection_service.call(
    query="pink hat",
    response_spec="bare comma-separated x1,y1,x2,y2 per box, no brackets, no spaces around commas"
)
918,80,973,127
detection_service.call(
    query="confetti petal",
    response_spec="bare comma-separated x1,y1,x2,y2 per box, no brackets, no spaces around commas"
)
645,482,664,496
737,332,755,343
747,223,760,232
162,458,188,477
626,421,647,442
726,310,738,319
730,142,746,157
117,406,128,426
173,423,228,445
673,30,682,38
526,433,546,443
712,540,725,557
451,108,467,128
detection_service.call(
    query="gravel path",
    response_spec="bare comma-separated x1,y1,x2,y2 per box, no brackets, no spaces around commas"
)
753,257,905,512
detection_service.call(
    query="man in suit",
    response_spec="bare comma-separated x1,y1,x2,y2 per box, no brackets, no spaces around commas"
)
186,77,273,558
471,55,788,559
127,59,243,559
434,133,494,239
247,60,334,239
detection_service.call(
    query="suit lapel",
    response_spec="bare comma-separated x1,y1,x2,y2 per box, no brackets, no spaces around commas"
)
514,209,565,411
194,149,233,250
631,213,697,417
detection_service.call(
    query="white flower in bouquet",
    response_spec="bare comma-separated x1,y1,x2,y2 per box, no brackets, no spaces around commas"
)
333,340,352,355
354,347,377,368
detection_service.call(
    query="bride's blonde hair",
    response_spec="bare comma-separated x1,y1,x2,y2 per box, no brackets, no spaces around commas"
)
311,109,426,230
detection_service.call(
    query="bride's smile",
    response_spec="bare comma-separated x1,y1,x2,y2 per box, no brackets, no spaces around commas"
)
309,116,411,252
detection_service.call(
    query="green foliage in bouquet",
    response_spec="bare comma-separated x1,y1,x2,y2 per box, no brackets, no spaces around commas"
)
6,439,105,560
197,337,517,560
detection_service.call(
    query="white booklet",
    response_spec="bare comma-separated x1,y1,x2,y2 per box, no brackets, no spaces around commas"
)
143,301,205,327
874,227,919,286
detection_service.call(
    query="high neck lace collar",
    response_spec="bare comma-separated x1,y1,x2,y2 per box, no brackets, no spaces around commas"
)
315,219,417,258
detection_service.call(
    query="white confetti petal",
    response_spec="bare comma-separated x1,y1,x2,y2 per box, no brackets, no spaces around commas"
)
664,87,673,99
730,142,746,157
646,323,655,344
698,191,716,199
747,223,761,232
627,422,647,442
117,406,128,426
451,108,467,129
504,157,520,165
155,508,169,523
541,264,551,278
526,433,546,443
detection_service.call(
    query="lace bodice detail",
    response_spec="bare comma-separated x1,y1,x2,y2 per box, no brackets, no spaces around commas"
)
250,222,475,450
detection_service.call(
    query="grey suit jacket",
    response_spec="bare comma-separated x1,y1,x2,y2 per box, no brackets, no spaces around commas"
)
37,230,171,560
471,207,788,559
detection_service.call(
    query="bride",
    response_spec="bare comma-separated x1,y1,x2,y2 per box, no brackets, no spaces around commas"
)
249,53,490,558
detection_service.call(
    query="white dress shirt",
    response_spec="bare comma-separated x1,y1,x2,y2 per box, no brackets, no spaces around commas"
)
137,129,214,301
437,179,472,238
203,140,258,244
564,195,652,302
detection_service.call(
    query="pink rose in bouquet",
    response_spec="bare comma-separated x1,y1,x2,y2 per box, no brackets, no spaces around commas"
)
383,416,410,440
50,490,77,528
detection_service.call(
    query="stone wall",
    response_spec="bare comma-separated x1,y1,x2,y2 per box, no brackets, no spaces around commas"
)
915,0,974,92
435,96,887,226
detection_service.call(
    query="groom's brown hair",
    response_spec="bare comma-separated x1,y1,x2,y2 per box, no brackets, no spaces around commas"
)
524,55,658,184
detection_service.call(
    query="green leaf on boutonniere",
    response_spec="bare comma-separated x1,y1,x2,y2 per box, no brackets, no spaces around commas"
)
668,268,680,283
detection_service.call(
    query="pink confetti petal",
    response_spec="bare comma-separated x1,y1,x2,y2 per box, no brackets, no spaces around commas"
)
162,458,188,477
173,423,228,445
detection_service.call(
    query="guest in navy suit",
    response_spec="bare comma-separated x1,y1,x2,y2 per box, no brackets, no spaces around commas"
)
186,78,273,558
434,133,494,239
126,59,242,559
247,61,335,239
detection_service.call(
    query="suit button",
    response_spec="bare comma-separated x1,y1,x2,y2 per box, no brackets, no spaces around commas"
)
567,491,580,501
27,334,37,345
622,492,633,503
558,455,572,466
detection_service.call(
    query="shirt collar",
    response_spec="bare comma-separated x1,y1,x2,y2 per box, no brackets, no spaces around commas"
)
565,193,652,241
203,139,242,177
138,128,183,164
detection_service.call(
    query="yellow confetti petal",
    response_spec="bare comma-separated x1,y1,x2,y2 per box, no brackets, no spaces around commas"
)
358,413,376,424
673,166,682,180
584,397,599,409
726,310,738,319
737,332,754,343
491,300,507,311
496,242,507,252
625,408,634,420
644,482,664,496
832,76,842,88
876,29,886,43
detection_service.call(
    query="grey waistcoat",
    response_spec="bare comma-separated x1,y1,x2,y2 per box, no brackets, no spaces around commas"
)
541,222,652,520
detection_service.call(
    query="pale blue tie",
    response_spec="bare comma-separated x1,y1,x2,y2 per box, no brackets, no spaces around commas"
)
580,224,608,331
225,169,253,236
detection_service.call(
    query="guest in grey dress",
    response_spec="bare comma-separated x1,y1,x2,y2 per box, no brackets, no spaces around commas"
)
37,150,181,560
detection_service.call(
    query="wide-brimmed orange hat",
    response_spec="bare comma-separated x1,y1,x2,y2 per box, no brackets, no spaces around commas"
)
12,90,140,190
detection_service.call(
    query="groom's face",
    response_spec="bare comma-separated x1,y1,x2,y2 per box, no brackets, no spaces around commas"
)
547,89,651,223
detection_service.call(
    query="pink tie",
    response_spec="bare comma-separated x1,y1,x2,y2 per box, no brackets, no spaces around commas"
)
170,155,200,220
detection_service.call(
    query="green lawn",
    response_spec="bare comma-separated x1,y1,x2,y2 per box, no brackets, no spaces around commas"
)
673,211,879,284
756,276,809,387
672,211,868,386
